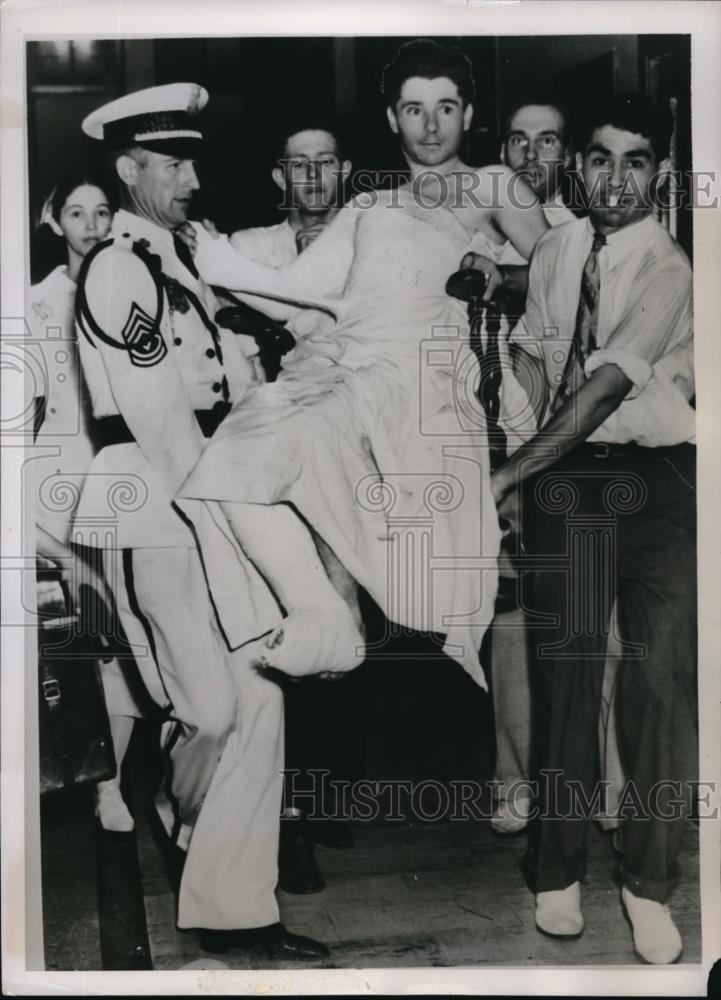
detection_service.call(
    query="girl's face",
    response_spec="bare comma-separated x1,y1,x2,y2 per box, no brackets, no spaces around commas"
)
57,185,112,257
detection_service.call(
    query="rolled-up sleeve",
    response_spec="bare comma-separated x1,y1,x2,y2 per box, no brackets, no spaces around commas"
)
585,348,653,397
586,260,692,398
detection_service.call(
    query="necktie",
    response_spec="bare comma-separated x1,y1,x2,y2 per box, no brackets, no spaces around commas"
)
555,230,606,406
173,232,199,280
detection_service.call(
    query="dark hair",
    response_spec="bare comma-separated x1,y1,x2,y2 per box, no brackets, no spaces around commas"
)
46,169,113,225
576,94,673,162
31,170,113,283
381,39,475,109
503,95,572,146
273,113,346,164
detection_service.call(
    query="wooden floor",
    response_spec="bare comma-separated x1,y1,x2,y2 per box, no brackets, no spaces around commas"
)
142,818,701,971
42,786,701,971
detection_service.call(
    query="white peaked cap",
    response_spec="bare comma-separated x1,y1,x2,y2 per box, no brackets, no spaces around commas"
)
82,82,209,157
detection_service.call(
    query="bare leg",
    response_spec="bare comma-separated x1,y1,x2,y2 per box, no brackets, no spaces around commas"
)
313,532,364,636
220,502,365,677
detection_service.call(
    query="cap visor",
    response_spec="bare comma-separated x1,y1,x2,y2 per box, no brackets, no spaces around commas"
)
136,137,205,160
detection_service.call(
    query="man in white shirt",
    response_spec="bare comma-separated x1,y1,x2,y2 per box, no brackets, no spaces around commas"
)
74,83,329,961
230,116,351,264
217,118,350,382
472,99,576,834
488,95,696,964
501,98,575,246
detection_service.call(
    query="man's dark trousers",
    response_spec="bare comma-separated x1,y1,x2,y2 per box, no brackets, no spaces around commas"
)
519,441,697,901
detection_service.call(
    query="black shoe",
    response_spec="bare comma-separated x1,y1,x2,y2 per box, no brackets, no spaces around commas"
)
278,817,326,894
312,820,354,849
199,922,330,960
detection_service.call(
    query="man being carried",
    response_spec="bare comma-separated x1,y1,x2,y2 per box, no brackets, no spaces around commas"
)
176,40,549,692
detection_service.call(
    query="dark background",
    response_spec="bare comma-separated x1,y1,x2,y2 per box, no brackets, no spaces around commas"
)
26,33,693,785
27,34,692,255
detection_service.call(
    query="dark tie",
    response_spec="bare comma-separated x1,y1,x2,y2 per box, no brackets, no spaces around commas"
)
555,230,606,406
173,232,199,280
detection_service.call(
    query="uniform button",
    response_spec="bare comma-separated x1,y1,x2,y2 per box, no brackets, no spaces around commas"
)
206,348,216,359
50,407,57,414
122,232,130,238
174,337,182,346
212,381,221,392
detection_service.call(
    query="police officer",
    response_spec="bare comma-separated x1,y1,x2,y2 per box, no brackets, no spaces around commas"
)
72,83,328,960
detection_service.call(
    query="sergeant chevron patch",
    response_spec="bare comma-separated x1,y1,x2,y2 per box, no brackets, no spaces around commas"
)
122,300,168,367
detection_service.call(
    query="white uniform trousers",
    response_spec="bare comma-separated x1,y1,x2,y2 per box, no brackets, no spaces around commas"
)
99,657,146,716
106,545,285,930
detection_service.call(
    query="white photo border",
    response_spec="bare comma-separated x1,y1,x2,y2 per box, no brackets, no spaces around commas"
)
2,0,720,995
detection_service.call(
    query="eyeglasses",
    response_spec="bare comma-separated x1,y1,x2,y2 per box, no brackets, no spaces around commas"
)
281,157,341,172
506,133,563,151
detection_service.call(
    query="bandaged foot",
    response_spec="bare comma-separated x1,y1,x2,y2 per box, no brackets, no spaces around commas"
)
621,886,683,964
535,881,584,938
261,598,365,677
95,778,134,833
220,502,365,676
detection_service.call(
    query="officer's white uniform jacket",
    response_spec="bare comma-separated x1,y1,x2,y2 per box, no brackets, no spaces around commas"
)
74,209,281,645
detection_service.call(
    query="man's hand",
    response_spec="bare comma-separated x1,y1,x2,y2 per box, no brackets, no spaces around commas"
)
489,364,635,539
295,221,328,253
460,252,504,302
176,218,221,257
175,221,198,256
202,218,220,239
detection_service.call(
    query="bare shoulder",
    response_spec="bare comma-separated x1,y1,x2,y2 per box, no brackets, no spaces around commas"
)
462,164,517,208
470,163,516,186
346,190,386,213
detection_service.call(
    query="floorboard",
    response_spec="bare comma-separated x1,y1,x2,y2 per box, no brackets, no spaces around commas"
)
40,721,702,972
136,817,701,971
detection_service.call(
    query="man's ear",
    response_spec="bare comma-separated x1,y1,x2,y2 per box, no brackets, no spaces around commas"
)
651,155,673,200
271,165,287,193
563,144,574,171
575,150,584,174
340,159,352,183
116,154,139,188
386,106,399,135
500,143,507,166
657,154,673,179
463,102,474,132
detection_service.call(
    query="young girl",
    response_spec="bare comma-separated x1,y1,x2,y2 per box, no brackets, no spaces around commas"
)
30,174,146,832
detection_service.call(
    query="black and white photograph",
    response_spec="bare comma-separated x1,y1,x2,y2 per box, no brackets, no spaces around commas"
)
2,1,720,994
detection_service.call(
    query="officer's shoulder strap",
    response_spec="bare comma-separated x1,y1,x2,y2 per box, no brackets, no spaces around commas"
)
76,236,165,351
